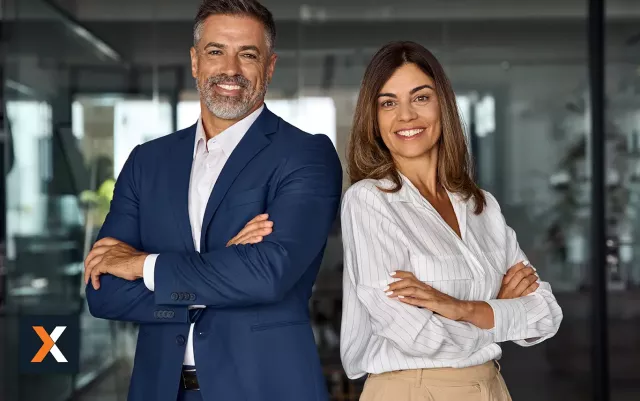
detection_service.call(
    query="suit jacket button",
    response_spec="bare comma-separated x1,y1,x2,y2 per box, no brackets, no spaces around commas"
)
153,311,159,318
171,292,178,301
189,294,196,301
176,335,186,345
168,311,175,318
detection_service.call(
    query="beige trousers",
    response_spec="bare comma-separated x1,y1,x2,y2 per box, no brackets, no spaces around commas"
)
359,361,512,401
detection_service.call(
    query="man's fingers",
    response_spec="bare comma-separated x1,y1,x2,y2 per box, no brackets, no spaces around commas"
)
234,220,273,240
228,227,273,246
84,252,105,285
226,217,270,246
92,237,121,248
90,262,107,290
85,246,110,268
86,255,104,273
91,269,101,290
84,255,104,285
244,214,269,227
84,265,92,285
243,236,265,245
233,235,267,246
237,227,272,242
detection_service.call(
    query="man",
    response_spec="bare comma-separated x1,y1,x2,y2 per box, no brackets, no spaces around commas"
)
83,1,342,400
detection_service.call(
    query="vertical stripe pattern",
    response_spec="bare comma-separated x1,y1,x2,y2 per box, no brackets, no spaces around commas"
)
339,177,563,379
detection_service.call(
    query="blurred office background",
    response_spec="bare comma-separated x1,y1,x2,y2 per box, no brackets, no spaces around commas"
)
1,0,640,400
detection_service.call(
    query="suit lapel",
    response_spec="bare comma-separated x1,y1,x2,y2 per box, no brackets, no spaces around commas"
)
167,124,197,252
199,107,279,250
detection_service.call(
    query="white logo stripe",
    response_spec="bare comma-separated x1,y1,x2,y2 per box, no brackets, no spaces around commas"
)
50,345,68,363
49,326,68,362
49,326,66,342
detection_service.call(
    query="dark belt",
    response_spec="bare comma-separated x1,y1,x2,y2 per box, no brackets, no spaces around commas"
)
180,367,200,391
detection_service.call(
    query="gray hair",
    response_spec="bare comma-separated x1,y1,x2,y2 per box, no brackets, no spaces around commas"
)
193,0,276,52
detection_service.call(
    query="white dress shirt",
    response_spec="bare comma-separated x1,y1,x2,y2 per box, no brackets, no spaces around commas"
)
142,105,264,366
339,174,563,379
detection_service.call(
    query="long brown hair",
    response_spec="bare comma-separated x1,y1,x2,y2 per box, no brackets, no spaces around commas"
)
347,41,486,214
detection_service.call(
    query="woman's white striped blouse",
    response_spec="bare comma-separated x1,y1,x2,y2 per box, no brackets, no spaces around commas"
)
339,175,563,379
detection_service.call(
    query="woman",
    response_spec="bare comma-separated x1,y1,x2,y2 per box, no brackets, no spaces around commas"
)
340,41,563,401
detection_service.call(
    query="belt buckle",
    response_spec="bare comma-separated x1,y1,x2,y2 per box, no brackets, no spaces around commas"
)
181,368,200,391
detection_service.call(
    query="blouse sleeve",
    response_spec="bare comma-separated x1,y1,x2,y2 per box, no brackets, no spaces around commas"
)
483,193,564,346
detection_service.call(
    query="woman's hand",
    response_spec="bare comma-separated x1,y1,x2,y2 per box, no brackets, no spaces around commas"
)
386,271,495,329
386,271,468,321
498,261,539,299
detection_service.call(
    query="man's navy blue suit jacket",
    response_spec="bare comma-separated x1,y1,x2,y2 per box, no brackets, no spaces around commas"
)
86,106,343,401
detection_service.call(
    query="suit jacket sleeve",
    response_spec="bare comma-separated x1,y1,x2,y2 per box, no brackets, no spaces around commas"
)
153,134,343,308
85,145,190,323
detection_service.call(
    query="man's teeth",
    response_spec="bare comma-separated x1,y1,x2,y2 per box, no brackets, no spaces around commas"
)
218,84,241,90
396,128,423,137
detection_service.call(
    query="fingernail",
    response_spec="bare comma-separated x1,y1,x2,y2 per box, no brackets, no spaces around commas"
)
383,286,390,291
390,271,397,277
523,260,530,266
532,267,537,271
398,295,405,299
386,291,393,296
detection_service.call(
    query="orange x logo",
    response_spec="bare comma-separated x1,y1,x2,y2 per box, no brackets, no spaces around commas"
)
31,326,68,363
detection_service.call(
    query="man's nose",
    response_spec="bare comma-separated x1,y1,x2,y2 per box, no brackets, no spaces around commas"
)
221,55,241,77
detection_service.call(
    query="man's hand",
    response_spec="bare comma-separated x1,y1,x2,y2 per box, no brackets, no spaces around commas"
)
226,214,273,247
498,261,539,299
84,237,148,290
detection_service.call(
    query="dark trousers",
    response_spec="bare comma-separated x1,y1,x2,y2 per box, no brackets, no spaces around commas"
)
177,388,203,401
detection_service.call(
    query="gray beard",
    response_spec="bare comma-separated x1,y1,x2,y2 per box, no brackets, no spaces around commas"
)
196,75,268,120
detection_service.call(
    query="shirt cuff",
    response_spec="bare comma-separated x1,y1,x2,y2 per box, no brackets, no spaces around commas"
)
485,298,528,343
143,254,159,291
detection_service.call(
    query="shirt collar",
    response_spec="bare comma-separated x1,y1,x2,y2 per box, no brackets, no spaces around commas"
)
387,172,468,239
193,104,264,159
385,172,465,206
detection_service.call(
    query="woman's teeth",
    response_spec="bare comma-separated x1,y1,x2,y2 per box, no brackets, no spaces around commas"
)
396,128,424,137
